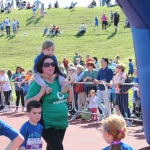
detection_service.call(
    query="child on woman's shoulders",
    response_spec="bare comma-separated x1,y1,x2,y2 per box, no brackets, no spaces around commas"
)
33,40,70,95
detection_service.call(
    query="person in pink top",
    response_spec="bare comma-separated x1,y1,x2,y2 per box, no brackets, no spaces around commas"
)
112,64,132,127
101,13,108,30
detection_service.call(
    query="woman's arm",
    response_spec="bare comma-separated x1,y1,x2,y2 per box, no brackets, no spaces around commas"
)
26,86,46,104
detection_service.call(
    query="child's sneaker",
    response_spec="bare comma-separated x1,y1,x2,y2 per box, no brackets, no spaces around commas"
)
22,107,25,112
61,85,70,94
15,108,18,113
46,87,52,94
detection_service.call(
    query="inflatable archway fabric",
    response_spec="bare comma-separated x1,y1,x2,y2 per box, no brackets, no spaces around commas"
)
117,0,150,144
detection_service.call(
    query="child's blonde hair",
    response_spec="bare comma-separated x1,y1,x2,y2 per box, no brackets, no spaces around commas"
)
41,40,54,52
89,90,96,96
103,115,126,150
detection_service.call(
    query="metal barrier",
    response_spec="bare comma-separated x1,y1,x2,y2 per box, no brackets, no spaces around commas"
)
71,82,109,122
0,82,74,113
71,82,143,130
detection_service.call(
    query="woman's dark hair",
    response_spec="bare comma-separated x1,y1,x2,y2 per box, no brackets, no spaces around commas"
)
15,66,22,74
7,70,13,79
93,57,98,63
36,55,64,76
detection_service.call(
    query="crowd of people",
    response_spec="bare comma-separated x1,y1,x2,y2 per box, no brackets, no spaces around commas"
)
0,39,138,149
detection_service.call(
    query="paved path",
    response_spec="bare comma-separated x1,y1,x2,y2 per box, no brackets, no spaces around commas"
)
0,109,149,150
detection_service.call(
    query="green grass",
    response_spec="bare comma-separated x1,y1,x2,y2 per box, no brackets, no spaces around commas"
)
0,7,135,71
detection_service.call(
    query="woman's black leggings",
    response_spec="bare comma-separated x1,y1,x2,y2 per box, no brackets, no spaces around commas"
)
3,90,11,106
102,21,107,30
15,90,25,108
42,128,66,150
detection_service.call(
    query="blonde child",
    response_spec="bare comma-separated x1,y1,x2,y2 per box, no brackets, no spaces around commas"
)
87,90,98,121
33,40,70,94
102,115,133,150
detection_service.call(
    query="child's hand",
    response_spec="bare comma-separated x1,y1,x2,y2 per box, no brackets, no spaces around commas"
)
40,85,47,96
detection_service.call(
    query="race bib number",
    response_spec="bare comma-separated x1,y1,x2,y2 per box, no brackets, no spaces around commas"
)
26,138,42,150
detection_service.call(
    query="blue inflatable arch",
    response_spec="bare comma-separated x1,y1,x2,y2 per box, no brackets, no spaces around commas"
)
117,0,150,144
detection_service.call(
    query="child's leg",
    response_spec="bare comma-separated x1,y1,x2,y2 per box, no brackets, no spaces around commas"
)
90,108,94,120
34,73,52,94
58,75,70,94
93,108,98,120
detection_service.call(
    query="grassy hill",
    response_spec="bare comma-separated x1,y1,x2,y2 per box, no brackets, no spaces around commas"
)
0,7,135,71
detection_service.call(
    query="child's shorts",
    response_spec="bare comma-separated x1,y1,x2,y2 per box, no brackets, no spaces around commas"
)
128,70,133,75
110,92,115,102
1,27,4,30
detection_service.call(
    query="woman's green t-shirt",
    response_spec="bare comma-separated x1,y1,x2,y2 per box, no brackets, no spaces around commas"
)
26,78,68,130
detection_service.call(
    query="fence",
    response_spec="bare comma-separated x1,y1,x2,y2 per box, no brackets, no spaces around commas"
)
0,82,75,113
0,81,143,130
71,81,143,131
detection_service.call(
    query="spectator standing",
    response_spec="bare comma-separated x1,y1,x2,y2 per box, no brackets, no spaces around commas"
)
10,66,25,112
0,68,12,112
40,3,44,18
94,16,99,29
113,64,132,126
12,18,17,35
110,10,113,22
4,17,10,36
26,1,31,9
87,90,98,121
128,59,134,76
93,58,113,117
0,20,5,36
34,0,41,10
73,52,79,65
79,56,85,67
62,58,69,76
101,13,108,30
32,4,36,18
93,57,100,71
114,10,120,31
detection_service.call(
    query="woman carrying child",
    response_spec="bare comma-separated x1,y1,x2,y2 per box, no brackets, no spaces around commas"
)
26,55,73,150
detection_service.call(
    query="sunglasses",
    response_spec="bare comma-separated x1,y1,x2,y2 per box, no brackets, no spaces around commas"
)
43,62,55,68
87,63,93,66
68,69,73,71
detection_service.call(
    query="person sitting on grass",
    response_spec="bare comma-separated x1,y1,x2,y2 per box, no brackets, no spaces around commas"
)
43,26,48,35
0,119,24,150
26,1,31,9
69,2,77,9
48,3,52,9
78,23,87,35
54,1,59,8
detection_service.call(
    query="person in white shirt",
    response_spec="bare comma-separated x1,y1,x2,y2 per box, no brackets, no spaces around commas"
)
0,68,12,112
87,90,98,121
4,17,11,35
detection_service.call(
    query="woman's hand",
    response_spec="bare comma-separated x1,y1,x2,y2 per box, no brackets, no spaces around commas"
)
67,87,73,102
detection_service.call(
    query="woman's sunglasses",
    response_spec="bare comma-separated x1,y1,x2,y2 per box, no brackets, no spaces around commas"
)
43,62,55,68
87,63,93,66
